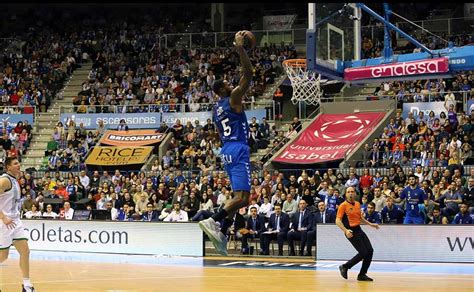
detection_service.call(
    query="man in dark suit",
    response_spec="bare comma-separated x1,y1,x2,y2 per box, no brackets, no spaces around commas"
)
141,204,159,222
368,145,381,168
287,200,314,256
314,201,336,224
306,201,336,254
241,206,265,255
260,204,290,256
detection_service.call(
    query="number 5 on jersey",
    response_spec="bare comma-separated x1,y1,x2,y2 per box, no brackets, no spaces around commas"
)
221,118,231,136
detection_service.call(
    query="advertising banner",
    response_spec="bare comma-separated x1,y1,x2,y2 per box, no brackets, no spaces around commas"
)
0,114,34,128
162,112,211,126
316,225,474,263
344,57,449,81
162,109,267,126
99,130,165,146
263,15,297,30
274,112,385,164
22,220,203,256
402,101,446,119
85,146,153,166
465,3,474,18
60,113,162,130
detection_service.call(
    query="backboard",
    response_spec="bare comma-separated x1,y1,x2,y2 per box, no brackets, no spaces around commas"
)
306,3,360,80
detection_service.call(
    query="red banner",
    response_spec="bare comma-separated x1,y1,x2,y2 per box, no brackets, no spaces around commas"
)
344,57,449,81
274,112,385,164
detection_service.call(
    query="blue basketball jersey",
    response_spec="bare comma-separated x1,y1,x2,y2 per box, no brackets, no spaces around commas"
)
400,185,427,217
213,97,249,144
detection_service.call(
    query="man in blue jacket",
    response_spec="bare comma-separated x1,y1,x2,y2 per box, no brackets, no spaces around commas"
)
241,206,265,255
381,197,404,224
364,202,382,224
452,203,473,224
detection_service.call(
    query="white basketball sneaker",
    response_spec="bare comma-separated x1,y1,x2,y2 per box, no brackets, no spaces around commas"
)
199,217,228,256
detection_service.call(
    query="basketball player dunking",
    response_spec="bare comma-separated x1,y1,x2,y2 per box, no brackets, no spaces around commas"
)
199,31,253,256
0,157,35,291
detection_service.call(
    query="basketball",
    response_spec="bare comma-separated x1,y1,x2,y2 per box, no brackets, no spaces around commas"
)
241,30,256,49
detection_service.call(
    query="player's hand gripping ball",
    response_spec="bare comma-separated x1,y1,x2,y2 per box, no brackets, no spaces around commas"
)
234,30,256,50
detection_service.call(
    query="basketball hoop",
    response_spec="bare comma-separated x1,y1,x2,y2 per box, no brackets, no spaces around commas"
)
283,59,323,105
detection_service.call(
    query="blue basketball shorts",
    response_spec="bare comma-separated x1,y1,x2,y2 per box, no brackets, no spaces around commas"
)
403,214,424,224
220,142,251,192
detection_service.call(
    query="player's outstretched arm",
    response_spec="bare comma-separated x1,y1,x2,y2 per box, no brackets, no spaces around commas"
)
230,31,253,113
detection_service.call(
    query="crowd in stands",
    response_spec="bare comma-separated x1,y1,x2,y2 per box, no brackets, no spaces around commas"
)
361,31,473,60
372,73,473,108
0,120,34,164
359,76,473,170
259,116,303,165
41,119,104,172
0,23,86,114
72,42,295,114
0,19,89,164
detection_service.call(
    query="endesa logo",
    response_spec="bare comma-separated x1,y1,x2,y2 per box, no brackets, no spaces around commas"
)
345,57,449,81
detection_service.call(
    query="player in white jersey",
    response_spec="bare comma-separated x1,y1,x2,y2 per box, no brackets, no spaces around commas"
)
0,157,35,292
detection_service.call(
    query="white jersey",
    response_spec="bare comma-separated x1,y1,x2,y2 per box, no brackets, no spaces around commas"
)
0,173,21,219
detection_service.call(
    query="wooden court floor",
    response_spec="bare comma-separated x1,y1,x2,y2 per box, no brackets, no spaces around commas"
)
1,256,473,292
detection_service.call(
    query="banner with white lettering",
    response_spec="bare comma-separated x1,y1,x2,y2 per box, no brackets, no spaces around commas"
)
274,112,385,164
465,3,474,17
162,109,267,126
344,57,449,82
60,113,162,130
317,224,474,263
402,101,446,119
99,130,164,146
21,220,203,256
0,114,34,129
263,15,297,30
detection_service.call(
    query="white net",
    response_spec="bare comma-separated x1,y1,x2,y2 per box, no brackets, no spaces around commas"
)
283,59,323,105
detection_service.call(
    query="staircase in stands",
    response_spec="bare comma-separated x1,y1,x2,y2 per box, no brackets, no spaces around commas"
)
21,62,93,171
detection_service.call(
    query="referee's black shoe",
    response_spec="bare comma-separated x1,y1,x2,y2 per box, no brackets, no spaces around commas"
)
339,265,348,279
357,274,374,281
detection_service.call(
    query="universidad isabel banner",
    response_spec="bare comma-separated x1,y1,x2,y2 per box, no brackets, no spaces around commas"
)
274,112,385,164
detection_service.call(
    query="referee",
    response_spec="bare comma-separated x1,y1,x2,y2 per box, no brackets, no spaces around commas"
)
336,187,379,281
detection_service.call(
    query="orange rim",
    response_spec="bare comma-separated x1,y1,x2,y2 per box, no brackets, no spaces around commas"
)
282,59,306,68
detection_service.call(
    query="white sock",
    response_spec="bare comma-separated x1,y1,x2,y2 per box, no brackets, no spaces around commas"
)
23,278,32,288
